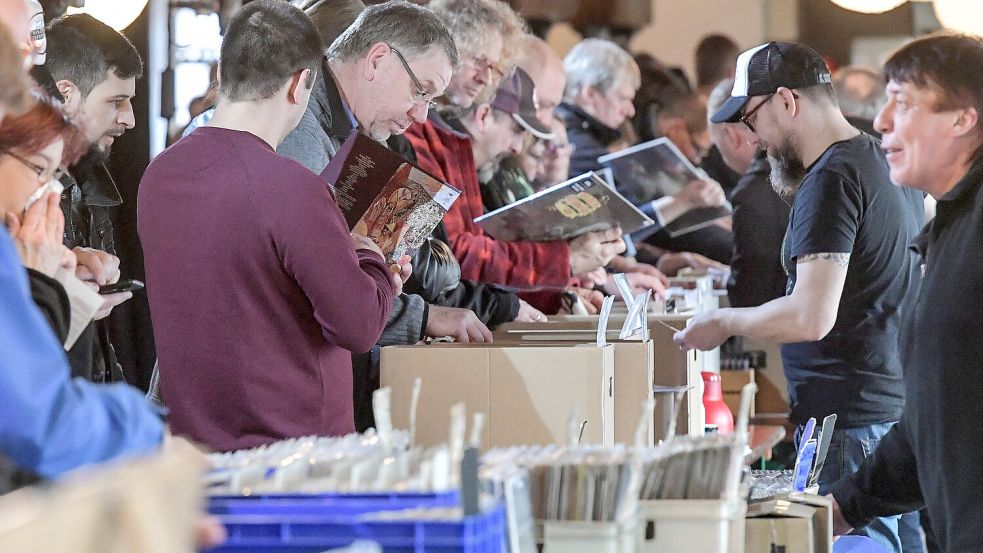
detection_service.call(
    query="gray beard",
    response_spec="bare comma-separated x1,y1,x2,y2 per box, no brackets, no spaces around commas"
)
477,163,496,183
767,138,807,198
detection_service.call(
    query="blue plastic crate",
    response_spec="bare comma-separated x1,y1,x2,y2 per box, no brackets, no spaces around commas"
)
204,502,507,553
209,491,460,517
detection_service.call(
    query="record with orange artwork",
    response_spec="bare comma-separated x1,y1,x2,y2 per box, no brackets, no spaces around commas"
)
322,130,460,262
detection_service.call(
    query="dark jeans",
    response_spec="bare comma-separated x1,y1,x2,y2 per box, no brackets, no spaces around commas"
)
797,422,924,553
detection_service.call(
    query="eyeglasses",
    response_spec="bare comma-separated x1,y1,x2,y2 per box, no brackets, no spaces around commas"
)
471,55,505,79
3,150,63,182
389,45,438,110
543,140,574,155
740,91,800,133
739,93,775,133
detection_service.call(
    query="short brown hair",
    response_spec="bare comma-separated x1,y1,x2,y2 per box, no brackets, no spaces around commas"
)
46,13,144,98
884,32,983,160
0,92,88,166
303,0,366,51
220,0,323,102
695,34,739,91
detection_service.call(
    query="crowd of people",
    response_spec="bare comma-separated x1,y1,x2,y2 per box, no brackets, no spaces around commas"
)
0,1,981,552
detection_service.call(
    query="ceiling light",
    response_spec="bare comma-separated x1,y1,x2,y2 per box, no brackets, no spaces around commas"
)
66,0,149,31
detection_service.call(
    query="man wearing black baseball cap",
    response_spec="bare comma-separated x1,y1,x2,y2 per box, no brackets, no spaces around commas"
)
676,41,925,553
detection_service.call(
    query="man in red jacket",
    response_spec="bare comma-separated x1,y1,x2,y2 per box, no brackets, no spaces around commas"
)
406,68,624,292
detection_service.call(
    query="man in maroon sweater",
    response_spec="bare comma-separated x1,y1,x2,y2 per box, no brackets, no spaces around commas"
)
138,1,399,451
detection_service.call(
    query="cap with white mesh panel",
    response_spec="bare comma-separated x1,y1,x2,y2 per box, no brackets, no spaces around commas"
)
711,41,832,124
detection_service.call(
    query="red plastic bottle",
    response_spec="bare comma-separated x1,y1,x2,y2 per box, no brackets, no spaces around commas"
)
702,371,734,434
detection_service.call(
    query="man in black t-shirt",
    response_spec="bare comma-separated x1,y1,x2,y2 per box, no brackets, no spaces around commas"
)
673,42,924,553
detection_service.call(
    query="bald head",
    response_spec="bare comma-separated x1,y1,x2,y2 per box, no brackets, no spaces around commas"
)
517,35,565,126
707,78,755,174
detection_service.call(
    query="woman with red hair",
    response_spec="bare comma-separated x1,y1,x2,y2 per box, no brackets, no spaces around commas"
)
0,92,88,341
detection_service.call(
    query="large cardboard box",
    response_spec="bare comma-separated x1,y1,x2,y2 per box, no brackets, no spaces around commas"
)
745,493,833,553
497,314,705,440
381,343,614,449
721,369,755,419
494,329,655,446
742,338,790,415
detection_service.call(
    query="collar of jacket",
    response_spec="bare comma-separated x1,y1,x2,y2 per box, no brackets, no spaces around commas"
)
65,155,122,208
556,102,622,148
938,155,983,206
912,157,983,257
312,58,357,145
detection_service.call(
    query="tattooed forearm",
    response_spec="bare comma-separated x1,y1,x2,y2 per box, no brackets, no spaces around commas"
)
798,252,851,269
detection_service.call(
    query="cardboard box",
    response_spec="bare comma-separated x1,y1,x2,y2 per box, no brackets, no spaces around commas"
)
494,329,655,446
745,493,833,553
497,314,705,440
720,369,755,419
641,498,746,553
381,343,614,449
742,338,790,415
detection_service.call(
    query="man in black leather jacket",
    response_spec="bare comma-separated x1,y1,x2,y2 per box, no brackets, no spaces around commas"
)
41,14,144,382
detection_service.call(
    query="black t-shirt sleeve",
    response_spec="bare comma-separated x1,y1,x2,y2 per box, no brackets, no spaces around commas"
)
788,170,863,260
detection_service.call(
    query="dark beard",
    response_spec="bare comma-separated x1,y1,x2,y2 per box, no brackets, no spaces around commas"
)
91,141,112,163
767,138,807,198
70,143,110,173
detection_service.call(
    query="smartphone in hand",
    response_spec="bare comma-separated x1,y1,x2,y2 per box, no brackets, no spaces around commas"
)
98,279,145,295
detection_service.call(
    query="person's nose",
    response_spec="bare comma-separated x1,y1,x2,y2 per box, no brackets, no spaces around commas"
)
874,101,893,135
409,102,429,123
624,101,636,119
118,102,136,129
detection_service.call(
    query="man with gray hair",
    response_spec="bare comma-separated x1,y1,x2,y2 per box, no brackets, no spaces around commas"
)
281,0,457,168
559,38,640,177
277,1,494,347
404,2,627,307
428,0,525,111
558,38,728,291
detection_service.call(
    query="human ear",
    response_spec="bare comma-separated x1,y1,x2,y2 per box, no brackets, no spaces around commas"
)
287,68,312,104
777,87,798,117
951,107,978,138
362,42,390,82
56,80,82,116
